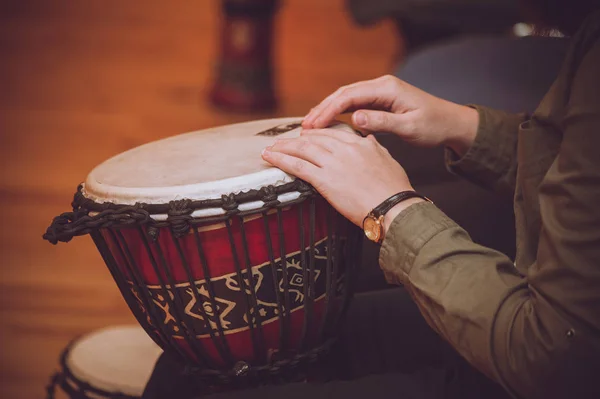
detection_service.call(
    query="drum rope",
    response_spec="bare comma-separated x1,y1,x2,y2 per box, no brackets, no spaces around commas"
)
45,372,60,399
192,227,236,362
168,229,232,368
275,208,293,353
237,217,269,362
43,181,314,244
180,336,338,388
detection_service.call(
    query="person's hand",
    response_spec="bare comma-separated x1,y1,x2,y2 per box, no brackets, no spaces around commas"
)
302,75,478,157
261,128,424,231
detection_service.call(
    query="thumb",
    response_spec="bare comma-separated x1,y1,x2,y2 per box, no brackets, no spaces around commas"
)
352,110,405,135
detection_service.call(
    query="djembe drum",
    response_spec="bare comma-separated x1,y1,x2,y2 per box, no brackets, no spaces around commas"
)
47,325,162,399
44,118,361,390
210,0,279,111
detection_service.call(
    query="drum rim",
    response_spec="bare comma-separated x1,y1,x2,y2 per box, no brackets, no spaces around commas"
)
43,179,318,244
73,178,314,214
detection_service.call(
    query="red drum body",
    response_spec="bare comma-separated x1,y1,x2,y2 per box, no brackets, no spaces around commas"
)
45,118,360,386
101,197,346,366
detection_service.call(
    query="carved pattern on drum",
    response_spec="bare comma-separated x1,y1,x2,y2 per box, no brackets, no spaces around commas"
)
154,292,178,328
129,238,339,338
183,286,236,331
131,287,153,328
278,257,321,304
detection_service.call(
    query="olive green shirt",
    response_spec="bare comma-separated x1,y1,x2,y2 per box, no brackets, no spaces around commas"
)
380,12,600,399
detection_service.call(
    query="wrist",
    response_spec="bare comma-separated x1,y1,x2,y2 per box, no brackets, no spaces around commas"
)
383,197,425,234
444,104,478,157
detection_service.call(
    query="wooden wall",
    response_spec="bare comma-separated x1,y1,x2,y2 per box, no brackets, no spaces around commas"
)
0,1,398,397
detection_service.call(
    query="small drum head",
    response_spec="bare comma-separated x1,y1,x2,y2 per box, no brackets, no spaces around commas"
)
83,118,354,205
57,325,163,398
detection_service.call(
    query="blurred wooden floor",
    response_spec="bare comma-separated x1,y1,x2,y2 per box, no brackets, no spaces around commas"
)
0,1,397,398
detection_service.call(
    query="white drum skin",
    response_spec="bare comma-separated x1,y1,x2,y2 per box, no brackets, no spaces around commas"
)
54,325,163,398
83,118,354,206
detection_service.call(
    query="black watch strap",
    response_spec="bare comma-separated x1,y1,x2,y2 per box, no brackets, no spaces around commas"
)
372,191,431,217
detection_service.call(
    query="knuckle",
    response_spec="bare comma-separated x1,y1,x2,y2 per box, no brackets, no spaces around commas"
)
385,75,403,90
293,159,305,172
391,80,404,93
337,87,350,100
380,75,398,87
346,142,362,155
364,135,378,149
335,85,349,96
306,135,326,148
374,112,389,127
403,116,418,135
296,139,308,152
266,148,279,158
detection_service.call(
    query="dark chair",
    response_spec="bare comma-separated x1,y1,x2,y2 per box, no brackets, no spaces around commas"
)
346,0,521,53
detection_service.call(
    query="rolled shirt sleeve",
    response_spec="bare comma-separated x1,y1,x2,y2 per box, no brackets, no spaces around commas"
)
445,105,527,195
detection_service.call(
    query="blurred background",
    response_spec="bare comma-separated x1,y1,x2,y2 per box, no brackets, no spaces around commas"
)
0,0,557,397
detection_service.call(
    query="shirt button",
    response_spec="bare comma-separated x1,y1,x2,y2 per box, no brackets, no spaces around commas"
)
566,328,575,339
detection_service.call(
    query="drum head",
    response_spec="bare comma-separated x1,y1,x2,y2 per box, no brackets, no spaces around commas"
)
65,325,162,397
83,118,354,205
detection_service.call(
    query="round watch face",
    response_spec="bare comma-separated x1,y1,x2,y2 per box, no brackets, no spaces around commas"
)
363,217,382,242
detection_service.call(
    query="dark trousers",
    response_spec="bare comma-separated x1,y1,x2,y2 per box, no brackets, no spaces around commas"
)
142,287,510,399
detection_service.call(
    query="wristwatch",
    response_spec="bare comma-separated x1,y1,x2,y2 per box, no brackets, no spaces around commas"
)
362,191,432,243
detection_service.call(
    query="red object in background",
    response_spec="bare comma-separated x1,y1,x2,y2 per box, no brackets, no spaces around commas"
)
210,0,279,112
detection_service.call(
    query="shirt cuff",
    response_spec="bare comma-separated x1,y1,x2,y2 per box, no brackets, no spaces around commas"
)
444,105,523,189
379,201,457,285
